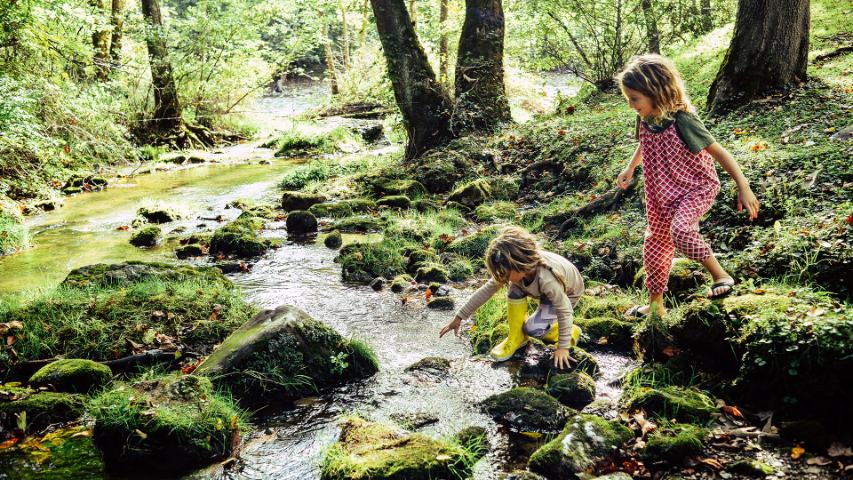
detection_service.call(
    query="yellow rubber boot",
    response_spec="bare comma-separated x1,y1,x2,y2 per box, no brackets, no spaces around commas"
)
541,322,582,347
490,297,529,361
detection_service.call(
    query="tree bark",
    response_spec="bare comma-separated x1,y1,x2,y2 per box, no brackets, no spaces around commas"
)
439,0,449,85
91,0,112,79
108,0,125,69
340,0,351,69
700,0,713,32
453,0,511,132
140,0,183,134
640,0,660,54
707,0,809,114
409,0,417,28
370,0,453,159
359,0,369,50
321,17,340,95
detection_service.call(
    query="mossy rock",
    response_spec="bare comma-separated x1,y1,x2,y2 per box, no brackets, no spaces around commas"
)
88,373,242,470
405,249,440,274
503,472,548,480
390,274,414,293
210,213,271,257
641,424,706,462
486,176,520,201
310,199,375,218
0,426,105,479
519,344,601,382
281,191,328,212
129,225,161,247
447,179,492,209
0,387,85,434
325,230,343,249
445,226,501,262
621,385,716,423
412,199,441,212
369,178,427,198
576,294,635,320
726,458,776,477
427,296,455,310
60,261,226,288
320,416,481,480
634,258,710,300
29,359,112,393
482,387,575,434
415,264,449,283
137,206,180,224
176,243,206,259
475,201,518,222
286,210,318,234
411,148,477,193
405,357,451,375
545,372,596,410
337,241,407,284
376,195,412,209
335,215,385,233
195,305,378,405
576,317,634,350
528,414,632,479
447,258,475,281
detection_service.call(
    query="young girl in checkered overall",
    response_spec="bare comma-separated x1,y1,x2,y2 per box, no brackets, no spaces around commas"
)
615,55,760,319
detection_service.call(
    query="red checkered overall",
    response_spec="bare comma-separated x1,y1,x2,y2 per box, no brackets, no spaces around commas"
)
639,120,720,295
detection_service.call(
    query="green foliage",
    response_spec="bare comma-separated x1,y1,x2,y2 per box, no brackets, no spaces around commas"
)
271,124,362,157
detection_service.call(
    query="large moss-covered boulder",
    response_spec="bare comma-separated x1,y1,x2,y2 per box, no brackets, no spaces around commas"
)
325,230,343,249
369,178,427,198
195,305,378,405
337,241,406,283
29,359,112,393
412,147,477,193
528,414,632,479
641,424,706,462
281,191,328,211
575,317,634,350
447,179,492,209
415,264,449,283
320,416,482,480
286,210,318,234
482,387,574,434
210,213,273,257
621,385,716,423
137,206,180,224
0,386,85,434
60,261,223,288
129,225,161,247
88,373,242,470
0,426,105,480
519,343,600,382
376,195,411,209
545,372,596,409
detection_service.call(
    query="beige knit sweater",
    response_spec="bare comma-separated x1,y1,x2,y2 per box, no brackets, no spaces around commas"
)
454,251,585,349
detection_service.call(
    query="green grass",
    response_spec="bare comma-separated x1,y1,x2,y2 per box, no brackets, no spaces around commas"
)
270,123,363,157
0,209,28,255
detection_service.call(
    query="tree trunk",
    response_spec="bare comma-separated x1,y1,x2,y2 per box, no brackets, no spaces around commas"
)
340,0,351,69
359,0,368,50
370,0,453,159
321,17,340,95
439,0,449,85
91,0,112,79
140,0,183,134
453,0,511,132
707,0,809,114
700,0,713,32
408,0,417,29
640,0,660,54
108,0,125,69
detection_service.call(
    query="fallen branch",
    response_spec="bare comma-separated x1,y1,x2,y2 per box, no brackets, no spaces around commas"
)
814,45,853,62
544,177,639,238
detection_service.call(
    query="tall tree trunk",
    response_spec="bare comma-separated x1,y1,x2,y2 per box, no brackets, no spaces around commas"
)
453,0,511,132
91,0,111,80
707,0,809,114
640,0,660,54
700,0,713,32
139,0,183,134
439,0,448,85
408,0,417,29
340,0,351,69
108,0,125,69
321,17,340,95
370,0,453,159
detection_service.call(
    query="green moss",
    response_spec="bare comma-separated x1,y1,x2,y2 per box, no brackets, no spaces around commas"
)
310,199,375,218
576,294,635,320
272,124,362,157
175,243,205,259
129,225,161,247
369,178,427,198
210,213,271,257
474,201,518,222
336,240,407,284
286,210,319,234
0,426,105,479
137,206,180,224
545,372,596,409
320,417,479,480
88,373,245,468
726,458,776,477
0,389,85,434
281,191,328,211
528,414,632,478
642,424,706,462
576,316,634,350
445,226,501,263
325,230,343,249
405,357,451,374
0,206,28,256
482,387,574,434
447,179,492,209
390,274,414,293
427,296,455,310
376,195,412,209
29,359,112,393
621,385,716,423
447,258,475,281
415,264,449,283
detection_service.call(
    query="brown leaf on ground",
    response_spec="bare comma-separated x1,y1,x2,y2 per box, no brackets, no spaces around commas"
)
791,445,806,459
699,458,724,470
722,405,744,418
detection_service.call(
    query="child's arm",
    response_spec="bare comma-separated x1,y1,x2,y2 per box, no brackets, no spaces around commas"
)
705,143,760,220
617,145,643,190
439,278,500,338
540,281,577,369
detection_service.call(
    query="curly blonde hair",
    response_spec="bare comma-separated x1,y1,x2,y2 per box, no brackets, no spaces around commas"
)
485,226,567,291
616,54,694,121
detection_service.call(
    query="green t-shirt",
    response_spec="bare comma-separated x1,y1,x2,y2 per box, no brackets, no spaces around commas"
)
634,110,717,154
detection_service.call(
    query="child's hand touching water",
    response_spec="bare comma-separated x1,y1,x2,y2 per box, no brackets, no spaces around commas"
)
552,347,577,369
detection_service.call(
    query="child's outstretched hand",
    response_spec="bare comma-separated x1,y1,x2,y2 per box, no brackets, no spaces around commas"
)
737,186,760,221
552,347,577,369
439,316,462,338
616,168,634,190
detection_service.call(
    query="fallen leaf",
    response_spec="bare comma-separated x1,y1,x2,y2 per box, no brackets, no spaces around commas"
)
116,225,130,231
806,307,826,317
699,458,723,470
210,304,222,321
722,405,744,418
0,438,20,449
791,445,806,459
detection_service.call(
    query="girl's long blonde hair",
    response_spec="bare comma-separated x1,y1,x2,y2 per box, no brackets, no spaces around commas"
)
485,226,568,292
616,54,694,121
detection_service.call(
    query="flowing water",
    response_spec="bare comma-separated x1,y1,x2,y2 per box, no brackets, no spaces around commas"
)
0,81,636,479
